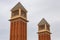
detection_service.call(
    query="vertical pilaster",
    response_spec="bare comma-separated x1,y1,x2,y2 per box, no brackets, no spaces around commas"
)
19,9,21,16
45,24,46,30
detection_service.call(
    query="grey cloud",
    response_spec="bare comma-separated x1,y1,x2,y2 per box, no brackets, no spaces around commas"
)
27,22,38,40
51,21,60,40
0,29,9,40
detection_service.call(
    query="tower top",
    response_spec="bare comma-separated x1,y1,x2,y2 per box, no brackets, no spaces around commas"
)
9,2,28,22
38,18,51,40
38,18,51,34
11,2,27,12
38,18,50,26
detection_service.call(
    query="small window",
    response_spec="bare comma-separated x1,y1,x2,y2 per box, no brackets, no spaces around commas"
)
39,25,45,30
47,25,50,30
12,10,19,17
21,10,26,18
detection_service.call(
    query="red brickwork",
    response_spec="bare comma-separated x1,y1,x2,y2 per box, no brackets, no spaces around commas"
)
10,18,27,40
38,32,51,40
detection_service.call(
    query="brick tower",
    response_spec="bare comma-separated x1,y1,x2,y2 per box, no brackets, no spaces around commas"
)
38,18,51,40
9,2,28,40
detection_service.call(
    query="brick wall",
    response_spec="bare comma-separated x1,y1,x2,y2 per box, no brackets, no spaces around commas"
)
10,18,27,40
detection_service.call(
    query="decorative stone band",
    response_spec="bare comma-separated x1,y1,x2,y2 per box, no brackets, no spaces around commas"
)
9,16,29,22
37,30,51,35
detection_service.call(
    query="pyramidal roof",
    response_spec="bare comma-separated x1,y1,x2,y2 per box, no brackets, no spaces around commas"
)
38,18,50,26
11,2,27,12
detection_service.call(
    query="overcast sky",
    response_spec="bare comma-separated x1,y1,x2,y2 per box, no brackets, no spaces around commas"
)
0,0,60,40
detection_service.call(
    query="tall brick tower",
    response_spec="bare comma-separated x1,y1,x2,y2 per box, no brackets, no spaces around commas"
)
38,18,51,40
9,2,28,40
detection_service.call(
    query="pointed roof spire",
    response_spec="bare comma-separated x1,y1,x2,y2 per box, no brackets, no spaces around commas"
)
11,2,27,12
38,18,50,26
